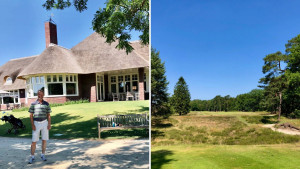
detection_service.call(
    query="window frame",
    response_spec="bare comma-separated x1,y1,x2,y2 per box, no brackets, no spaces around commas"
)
26,74,79,98
4,77,13,85
109,73,147,94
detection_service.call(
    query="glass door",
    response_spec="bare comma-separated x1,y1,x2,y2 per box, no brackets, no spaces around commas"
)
97,75,105,101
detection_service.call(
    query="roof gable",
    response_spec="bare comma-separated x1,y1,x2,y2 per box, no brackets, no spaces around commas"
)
0,56,37,90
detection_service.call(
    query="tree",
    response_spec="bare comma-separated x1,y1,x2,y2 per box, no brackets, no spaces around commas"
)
151,48,169,116
42,0,149,54
259,51,287,120
284,34,300,115
172,77,191,116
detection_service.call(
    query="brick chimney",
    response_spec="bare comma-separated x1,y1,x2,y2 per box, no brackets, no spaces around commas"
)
45,21,58,48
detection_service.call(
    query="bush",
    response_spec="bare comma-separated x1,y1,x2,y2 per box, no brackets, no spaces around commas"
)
289,109,300,119
12,99,90,112
12,107,28,112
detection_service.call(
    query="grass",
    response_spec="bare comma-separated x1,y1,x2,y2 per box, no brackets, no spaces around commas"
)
152,111,300,169
0,100,149,139
152,113,300,146
152,144,300,169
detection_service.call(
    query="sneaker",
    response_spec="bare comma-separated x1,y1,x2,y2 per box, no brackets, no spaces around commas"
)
28,156,35,164
41,154,47,161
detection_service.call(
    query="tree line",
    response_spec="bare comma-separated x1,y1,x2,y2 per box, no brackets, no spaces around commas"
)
190,89,265,112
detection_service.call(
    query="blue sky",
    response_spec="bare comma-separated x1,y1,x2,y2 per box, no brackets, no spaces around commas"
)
0,0,140,67
152,0,300,100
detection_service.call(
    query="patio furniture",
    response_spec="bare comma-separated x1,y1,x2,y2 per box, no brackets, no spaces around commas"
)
126,92,134,101
112,93,119,102
97,113,149,139
119,93,126,101
7,103,14,110
135,93,139,101
14,103,21,109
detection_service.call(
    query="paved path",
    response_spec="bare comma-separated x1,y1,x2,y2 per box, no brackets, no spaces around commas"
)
0,137,149,169
263,124,300,135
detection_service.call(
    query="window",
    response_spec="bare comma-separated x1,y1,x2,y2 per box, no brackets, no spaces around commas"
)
35,76,40,84
125,75,130,81
111,76,116,83
53,75,57,82
144,73,147,91
59,75,63,82
66,83,76,95
32,76,45,96
66,74,77,95
110,76,117,93
33,84,45,96
111,84,117,93
48,83,63,95
3,97,14,104
47,75,51,82
27,74,78,97
132,81,138,91
132,74,138,92
118,76,124,93
132,74,138,81
40,76,45,83
4,77,12,85
45,74,78,96
125,75,130,92
99,76,103,82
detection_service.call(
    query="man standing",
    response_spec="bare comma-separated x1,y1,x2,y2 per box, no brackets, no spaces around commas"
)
28,90,51,164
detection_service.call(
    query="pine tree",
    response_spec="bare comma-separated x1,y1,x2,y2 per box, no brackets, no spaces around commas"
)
151,48,169,116
172,77,191,115
259,51,287,120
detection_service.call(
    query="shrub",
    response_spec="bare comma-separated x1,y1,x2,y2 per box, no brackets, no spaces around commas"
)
289,109,300,119
12,99,90,112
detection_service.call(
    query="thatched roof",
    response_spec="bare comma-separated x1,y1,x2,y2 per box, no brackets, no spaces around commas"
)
0,32,149,90
18,33,149,76
71,33,149,73
0,56,37,90
18,45,83,76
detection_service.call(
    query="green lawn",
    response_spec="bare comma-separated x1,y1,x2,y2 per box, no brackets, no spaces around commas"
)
0,101,149,139
152,111,300,169
152,144,300,169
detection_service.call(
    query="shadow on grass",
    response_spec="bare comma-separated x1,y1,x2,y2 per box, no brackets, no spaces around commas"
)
0,112,148,139
0,112,81,138
111,106,149,115
151,130,165,139
151,150,175,169
100,128,149,139
138,106,149,112
242,115,278,124
151,117,173,128
261,116,278,124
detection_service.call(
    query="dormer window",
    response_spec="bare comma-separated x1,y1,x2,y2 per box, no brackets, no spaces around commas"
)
4,77,12,85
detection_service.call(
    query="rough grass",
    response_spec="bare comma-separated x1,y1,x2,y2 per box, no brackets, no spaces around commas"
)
152,111,300,168
152,113,300,146
0,101,149,139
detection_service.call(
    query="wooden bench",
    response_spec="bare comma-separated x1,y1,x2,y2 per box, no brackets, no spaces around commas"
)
97,113,149,139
